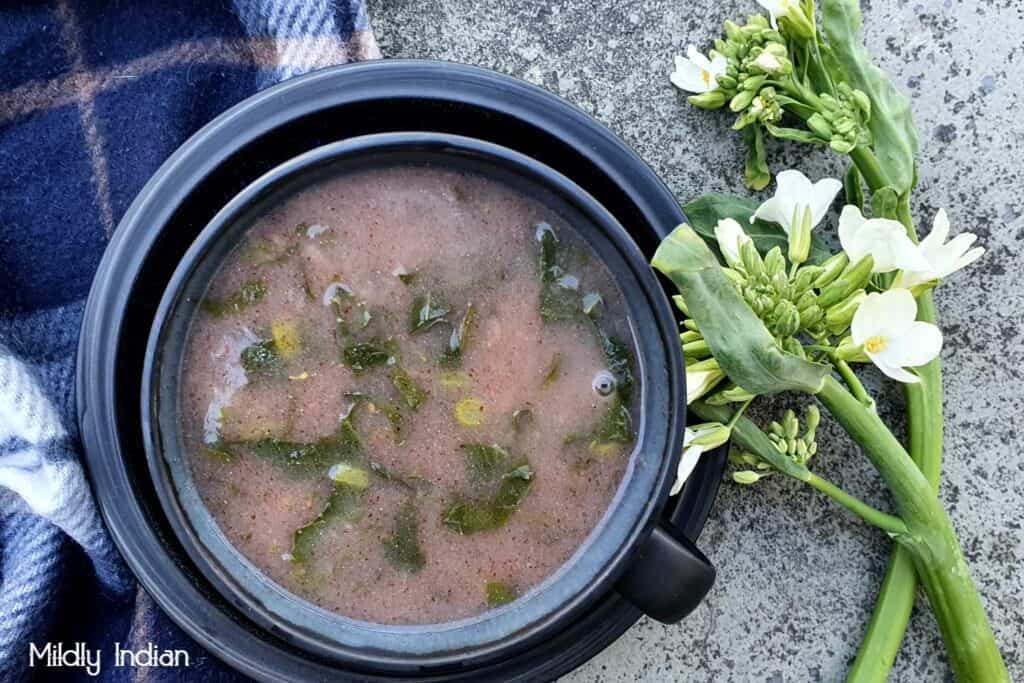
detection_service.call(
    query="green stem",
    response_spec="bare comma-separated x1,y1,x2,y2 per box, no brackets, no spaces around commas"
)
835,359,872,407
847,186,947,682
805,473,907,536
816,376,1007,682
692,401,904,535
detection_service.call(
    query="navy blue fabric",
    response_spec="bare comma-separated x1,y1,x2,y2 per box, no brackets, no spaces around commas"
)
0,1,376,680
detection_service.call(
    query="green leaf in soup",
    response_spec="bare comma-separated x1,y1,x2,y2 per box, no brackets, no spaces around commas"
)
535,223,583,322
441,303,476,367
542,353,563,387
290,482,365,563
328,284,372,339
651,225,830,395
511,407,533,432
441,456,534,534
820,0,918,194
239,401,364,473
409,293,451,334
682,194,831,265
240,338,282,378
202,443,235,464
383,500,426,572
342,339,394,372
485,581,517,607
202,279,266,317
565,398,635,457
391,367,426,409
461,444,509,492
369,461,433,494
590,324,634,405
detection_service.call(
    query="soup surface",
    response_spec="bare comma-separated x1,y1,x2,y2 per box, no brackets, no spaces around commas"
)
179,163,638,624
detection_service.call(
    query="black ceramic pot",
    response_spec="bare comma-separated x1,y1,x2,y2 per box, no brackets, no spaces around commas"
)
78,60,726,682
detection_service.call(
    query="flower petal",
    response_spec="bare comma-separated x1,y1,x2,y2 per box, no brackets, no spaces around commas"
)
851,289,917,344
879,320,942,369
838,205,869,260
671,443,706,495
714,217,750,266
686,45,712,72
919,208,950,252
671,58,714,93
808,177,843,228
867,354,921,383
752,196,793,232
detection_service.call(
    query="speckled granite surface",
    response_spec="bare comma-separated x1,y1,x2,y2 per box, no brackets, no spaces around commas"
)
367,1,1023,680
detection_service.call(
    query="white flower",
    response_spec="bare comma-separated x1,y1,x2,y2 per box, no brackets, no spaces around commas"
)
752,169,842,237
851,289,942,383
671,45,728,94
838,206,930,274
686,363,725,404
671,423,731,495
894,209,985,290
714,218,752,269
756,0,803,30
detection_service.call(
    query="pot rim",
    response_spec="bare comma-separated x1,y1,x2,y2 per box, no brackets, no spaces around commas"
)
142,131,684,671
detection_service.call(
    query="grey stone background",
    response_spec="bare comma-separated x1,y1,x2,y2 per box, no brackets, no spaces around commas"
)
367,1,1023,680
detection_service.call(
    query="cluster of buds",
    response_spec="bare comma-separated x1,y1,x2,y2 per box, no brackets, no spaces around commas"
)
805,82,873,153
730,405,820,484
688,15,790,122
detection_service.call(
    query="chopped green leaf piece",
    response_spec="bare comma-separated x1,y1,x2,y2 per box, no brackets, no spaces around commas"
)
392,367,426,409
441,303,477,367
565,399,635,457
328,284,373,339
290,483,364,563
542,353,563,387
536,223,582,322
485,581,518,607
342,339,393,372
442,454,534,535
384,501,425,572
461,444,509,492
409,293,451,334
378,401,404,443
512,407,533,432
202,279,266,317
242,239,294,267
203,443,235,464
240,339,282,378
440,371,469,389
238,403,364,474
369,461,432,494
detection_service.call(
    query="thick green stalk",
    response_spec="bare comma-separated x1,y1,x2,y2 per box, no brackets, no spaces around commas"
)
846,160,946,681
816,376,1007,682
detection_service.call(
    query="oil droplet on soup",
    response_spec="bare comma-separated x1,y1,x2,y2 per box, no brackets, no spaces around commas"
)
179,165,639,624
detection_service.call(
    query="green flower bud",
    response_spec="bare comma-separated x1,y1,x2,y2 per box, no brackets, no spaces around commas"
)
682,338,711,359
763,246,786,276
825,289,866,334
683,318,700,332
730,89,756,112
722,267,746,286
805,406,820,435
851,89,872,116
741,74,768,92
754,294,775,316
768,300,801,338
818,277,852,308
690,424,732,449
672,294,689,316
688,90,728,110
740,239,765,276
781,336,806,358
812,252,849,288
733,470,763,485
792,265,823,294
841,255,875,292
716,74,738,91
706,383,757,405
679,330,702,344
830,138,857,154
724,20,742,39
807,113,834,140
799,304,823,329
747,14,770,29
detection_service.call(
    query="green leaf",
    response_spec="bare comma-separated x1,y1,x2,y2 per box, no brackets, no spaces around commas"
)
821,0,918,193
290,483,365,563
765,123,825,145
441,455,534,534
461,443,510,493
391,367,426,409
342,339,393,372
590,322,635,404
409,293,451,334
542,353,563,387
236,401,364,474
485,581,517,607
682,194,831,265
202,279,266,317
441,304,476,367
239,339,282,378
741,126,771,191
384,500,426,572
536,223,583,322
652,225,830,395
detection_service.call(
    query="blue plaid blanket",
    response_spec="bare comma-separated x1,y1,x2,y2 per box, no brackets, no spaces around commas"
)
0,2,377,680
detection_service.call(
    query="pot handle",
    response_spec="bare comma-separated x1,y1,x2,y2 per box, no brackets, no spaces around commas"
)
614,522,715,623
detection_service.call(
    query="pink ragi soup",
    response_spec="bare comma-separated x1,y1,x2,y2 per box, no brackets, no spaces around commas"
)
179,164,638,624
